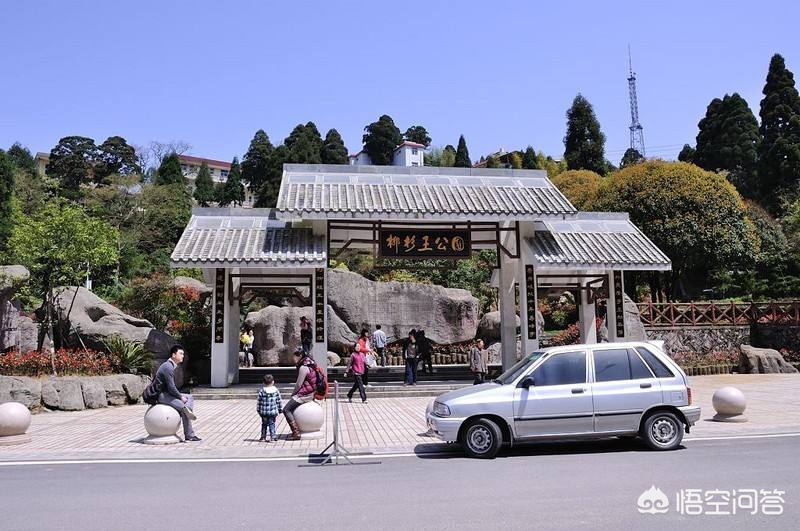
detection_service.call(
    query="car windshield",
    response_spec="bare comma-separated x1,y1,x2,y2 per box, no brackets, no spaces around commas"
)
494,351,546,384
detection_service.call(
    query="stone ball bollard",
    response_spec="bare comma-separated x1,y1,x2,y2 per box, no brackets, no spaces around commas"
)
712,386,748,422
0,402,33,446
142,404,182,444
294,401,324,439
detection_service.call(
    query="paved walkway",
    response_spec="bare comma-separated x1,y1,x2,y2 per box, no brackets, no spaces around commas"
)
1,374,798,462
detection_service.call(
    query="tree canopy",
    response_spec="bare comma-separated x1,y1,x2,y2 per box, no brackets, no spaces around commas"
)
154,153,186,186
619,148,644,168
563,94,606,174
677,144,696,163
193,161,215,207
522,146,539,169
454,135,471,167
218,157,245,207
6,143,36,175
241,129,276,206
551,169,602,210
285,122,323,164
46,136,98,195
363,115,403,165
0,149,14,254
94,136,141,183
404,125,432,147
320,128,349,164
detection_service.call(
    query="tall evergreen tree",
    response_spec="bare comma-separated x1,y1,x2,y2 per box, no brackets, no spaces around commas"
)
362,115,403,165
285,122,323,164
242,129,274,205
694,93,760,197
6,143,36,175
0,150,14,252
522,146,539,169
193,161,215,206
563,94,607,174
485,156,499,168
454,135,471,167
619,148,644,168
404,125,432,147
95,136,141,183
677,144,696,163
255,145,288,207
46,135,98,195
154,153,186,186
320,128,349,164
758,53,800,211
218,157,245,207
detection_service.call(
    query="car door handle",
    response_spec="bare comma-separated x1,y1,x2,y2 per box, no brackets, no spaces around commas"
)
640,383,652,389
571,388,585,394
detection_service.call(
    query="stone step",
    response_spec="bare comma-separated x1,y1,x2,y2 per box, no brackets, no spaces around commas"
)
192,381,472,400
237,364,501,385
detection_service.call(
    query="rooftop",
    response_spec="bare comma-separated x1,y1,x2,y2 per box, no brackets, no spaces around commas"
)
178,154,232,169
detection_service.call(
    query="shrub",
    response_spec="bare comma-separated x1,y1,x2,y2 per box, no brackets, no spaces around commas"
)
0,348,117,377
551,169,602,210
103,335,153,374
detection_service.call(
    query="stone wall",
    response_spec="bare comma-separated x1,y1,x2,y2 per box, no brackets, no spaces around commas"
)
750,325,800,357
0,374,150,413
645,326,749,357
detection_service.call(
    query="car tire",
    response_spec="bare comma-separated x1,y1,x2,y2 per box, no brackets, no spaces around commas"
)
642,411,684,451
462,418,502,459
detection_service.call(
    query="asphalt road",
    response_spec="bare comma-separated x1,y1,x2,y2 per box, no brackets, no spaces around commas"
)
1,435,798,530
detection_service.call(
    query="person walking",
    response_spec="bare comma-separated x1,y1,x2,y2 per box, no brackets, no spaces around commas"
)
300,316,312,355
155,345,201,442
417,329,433,374
246,329,255,367
283,349,317,440
256,374,282,442
346,346,367,403
355,329,374,387
470,339,489,385
403,329,419,386
372,324,387,366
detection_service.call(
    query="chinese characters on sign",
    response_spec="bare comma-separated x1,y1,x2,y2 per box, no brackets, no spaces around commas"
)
525,265,537,340
637,485,785,516
314,268,325,343
213,268,225,343
379,228,471,259
613,271,625,338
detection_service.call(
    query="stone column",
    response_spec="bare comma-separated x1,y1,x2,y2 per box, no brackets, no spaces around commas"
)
210,267,229,388
605,270,618,342
312,221,329,370
578,278,597,344
498,224,519,370
226,268,241,384
517,222,539,355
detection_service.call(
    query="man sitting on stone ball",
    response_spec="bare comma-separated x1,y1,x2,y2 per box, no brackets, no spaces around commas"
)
154,345,201,442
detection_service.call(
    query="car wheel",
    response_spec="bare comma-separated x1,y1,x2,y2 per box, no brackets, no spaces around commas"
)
642,411,684,451
462,418,502,459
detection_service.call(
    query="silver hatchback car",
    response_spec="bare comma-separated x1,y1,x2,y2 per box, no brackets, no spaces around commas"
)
426,341,701,458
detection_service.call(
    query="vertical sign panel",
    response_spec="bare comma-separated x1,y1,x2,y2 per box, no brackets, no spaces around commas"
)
613,270,625,338
314,268,325,343
525,265,537,340
213,268,225,343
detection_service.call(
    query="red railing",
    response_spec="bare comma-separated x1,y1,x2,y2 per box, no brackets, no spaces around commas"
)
638,301,800,328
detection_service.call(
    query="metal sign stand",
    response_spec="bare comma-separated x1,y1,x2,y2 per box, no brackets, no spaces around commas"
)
300,380,381,467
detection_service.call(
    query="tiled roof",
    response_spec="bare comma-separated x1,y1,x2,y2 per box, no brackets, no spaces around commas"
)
530,214,671,270
178,154,232,169
276,164,576,220
170,214,325,268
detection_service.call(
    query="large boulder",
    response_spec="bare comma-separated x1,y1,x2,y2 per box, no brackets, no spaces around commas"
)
52,287,177,360
327,269,479,345
486,338,523,365
172,276,212,298
0,266,29,351
477,311,534,342
41,378,85,411
739,345,799,374
79,378,107,409
0,376,42,410
623,294,647,341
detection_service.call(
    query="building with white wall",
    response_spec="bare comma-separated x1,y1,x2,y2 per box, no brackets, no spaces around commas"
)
349,141,426,167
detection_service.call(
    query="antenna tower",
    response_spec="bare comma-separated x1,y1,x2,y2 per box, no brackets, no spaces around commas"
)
627,46,645,157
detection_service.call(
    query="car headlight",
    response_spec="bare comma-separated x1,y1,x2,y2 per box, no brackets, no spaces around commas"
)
433,401,451,417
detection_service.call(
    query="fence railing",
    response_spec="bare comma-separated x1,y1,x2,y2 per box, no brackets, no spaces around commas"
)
638,301,800,328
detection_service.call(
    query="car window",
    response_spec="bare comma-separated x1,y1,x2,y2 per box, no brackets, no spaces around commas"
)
496,351,545,384
628,349,654,379
532,351,586,386
636,347,675,378
593,348,630,382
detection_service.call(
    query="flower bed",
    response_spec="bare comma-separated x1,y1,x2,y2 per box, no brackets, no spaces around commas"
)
0,349,119,377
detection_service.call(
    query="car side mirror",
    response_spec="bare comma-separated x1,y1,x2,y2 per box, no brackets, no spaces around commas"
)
519,375,535,388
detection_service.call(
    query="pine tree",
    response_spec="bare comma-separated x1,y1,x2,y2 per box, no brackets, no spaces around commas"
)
218,157,245,207
362,115,403,165
46,135,98,195
441,145,456,167
255,145,288,208
6,143,36,175
677,144,696,163
242,130,274,204
758,53,800,211
321,128,349,164
0,149,14,252
563,94,607,174
694,93,760,197
522,146,539,169
154,153,186,186
404,125,432,147
619,148,644,168
193,161,215,206
454,135,471,167
485,156,499,168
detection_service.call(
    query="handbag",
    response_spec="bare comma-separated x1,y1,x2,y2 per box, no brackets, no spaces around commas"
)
365,352,377,368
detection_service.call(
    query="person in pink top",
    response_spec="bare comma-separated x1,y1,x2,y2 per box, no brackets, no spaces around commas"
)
346,331,368,403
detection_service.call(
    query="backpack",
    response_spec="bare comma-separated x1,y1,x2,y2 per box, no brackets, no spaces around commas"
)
312,364,328,400
142,380,159,405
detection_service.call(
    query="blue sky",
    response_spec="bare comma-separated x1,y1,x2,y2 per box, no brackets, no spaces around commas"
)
1,0,798,165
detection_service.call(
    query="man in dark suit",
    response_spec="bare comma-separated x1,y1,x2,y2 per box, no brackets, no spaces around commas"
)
155,345,201,442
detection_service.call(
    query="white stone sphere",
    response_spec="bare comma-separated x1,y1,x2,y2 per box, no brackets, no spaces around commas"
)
0,402,32,436
144,404,182,437
712,386,747,416
294,401,324,433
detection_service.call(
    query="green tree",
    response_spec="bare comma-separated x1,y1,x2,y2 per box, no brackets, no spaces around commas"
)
619,148,644,168
485,156,499,168
509,152,523,169
677,144,696,163
138,183,192,261
193,161,215,206
563,94,607,174
551,169,602,210
522,146,539,169
285,122,323,164
694,93,760,198
758,53,800,211
46,136,98,195
362,115,403,165
154,153,186,186
241,130,278,206
320,128,349,164
454,135,471,167
404,125,432,147
94,136,140,184
593,161,757,300
6,143,36,175
441,145,456,167
254,144,287,207
9,199,118,354
218,157,245,207
0,150,14,253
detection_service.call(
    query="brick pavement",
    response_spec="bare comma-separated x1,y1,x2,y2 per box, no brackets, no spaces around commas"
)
1,374,798,462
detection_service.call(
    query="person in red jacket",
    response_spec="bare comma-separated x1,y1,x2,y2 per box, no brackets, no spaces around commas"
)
346,341,368,403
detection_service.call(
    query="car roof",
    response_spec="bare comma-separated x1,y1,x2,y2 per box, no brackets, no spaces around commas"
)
543,341,660,354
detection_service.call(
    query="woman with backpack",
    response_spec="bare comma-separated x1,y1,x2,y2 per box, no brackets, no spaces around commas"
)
283,349,318,440
403,329,419,386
